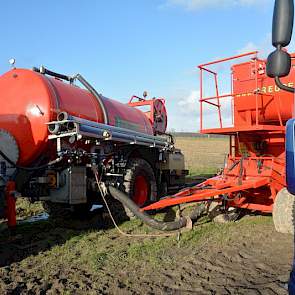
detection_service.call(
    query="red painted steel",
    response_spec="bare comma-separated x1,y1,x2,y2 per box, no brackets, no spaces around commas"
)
128,95,168,134
134,175,149,206
199,52,295,132
0,69,158,165
198,51,259,68
143,51,294,214
5,181,16,228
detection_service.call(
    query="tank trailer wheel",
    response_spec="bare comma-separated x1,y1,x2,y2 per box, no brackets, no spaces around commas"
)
122,158,157,219
103,158,157,222
273,188,295,234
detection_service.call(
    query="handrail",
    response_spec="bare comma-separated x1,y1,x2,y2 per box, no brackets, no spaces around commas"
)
200,92,254,101
198,51,258,68
198,51,265,132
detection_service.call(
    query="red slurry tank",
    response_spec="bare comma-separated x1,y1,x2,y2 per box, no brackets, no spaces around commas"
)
0,69,156,165
232,56,295,126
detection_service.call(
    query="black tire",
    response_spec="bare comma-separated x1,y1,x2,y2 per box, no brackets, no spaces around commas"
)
122,158,157,219
273,188,295,234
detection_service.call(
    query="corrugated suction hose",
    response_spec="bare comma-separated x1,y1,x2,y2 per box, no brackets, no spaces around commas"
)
108,186,190,232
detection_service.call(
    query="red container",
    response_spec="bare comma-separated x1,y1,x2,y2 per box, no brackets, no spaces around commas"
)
232,59,295,126
0,69,154,165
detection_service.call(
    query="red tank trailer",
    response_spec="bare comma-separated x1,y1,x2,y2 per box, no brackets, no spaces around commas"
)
0,69,162,165
0,66,186,227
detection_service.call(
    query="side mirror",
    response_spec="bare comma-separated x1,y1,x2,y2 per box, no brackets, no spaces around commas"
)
266,49,291,78
272,0,294,47
267,0,295,93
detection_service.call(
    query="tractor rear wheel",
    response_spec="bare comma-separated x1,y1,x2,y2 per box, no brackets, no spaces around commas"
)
273,188,295,234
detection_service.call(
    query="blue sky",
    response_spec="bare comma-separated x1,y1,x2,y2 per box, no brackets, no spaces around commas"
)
0,0,277,131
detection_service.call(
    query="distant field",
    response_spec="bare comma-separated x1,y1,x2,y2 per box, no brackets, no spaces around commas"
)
174,137,229,175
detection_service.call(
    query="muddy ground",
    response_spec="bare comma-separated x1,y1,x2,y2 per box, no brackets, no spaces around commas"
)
0,208,293,295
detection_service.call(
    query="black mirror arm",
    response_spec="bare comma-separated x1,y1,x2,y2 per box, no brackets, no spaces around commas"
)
275,76,295,93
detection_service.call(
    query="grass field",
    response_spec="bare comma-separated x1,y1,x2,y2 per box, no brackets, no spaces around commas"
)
1,211,291,294
174,137,228,175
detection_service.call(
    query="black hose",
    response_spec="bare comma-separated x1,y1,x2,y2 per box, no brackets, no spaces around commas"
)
227,160,240,172
275,76,295,93
0,149,62,171
33,66,73,82
189,203,206,220
108,186,188,232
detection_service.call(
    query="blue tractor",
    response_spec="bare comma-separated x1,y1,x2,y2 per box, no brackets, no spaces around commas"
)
267,0,295,293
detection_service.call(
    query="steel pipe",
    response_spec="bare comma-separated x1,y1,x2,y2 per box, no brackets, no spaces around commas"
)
53,112,170,148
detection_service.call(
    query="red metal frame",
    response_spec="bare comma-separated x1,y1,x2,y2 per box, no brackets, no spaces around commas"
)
134,175,149,207
128,95,156,127
128,95,167,134
143,156,273,213
5,181,16,228
142,51,295,214
198,51,293,134
199,51,259,132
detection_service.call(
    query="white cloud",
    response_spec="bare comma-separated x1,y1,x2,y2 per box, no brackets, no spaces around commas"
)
287,39,295,52
237,41,258,54
166,90,199,132
162,0,271,11
237,32,295,58
237,33,272,57
167,89,232,131
178,90,199,114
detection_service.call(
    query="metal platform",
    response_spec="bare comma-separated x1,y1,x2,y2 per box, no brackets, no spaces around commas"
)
201,125,285,135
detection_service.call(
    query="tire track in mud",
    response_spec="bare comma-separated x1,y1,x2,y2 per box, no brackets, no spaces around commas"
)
141,227,292,295
0,218,293,294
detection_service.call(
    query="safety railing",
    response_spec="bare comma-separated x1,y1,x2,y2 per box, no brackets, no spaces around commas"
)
198,51,280,132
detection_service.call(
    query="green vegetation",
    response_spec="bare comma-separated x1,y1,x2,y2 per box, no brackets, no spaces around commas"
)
188,167,218,177
16,198,44,218
174,137,228,176
11,214,272,279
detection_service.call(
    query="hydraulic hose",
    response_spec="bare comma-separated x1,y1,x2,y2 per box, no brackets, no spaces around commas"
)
32,66,73,82
108,186,189,232
0,149,62,171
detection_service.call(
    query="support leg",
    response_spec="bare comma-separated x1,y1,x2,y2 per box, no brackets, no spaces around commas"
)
5,181,16,228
